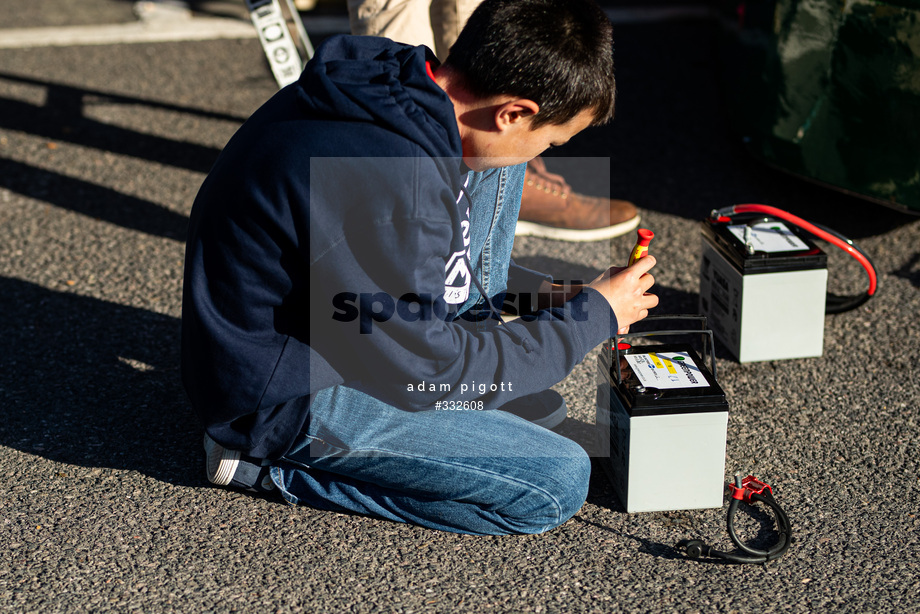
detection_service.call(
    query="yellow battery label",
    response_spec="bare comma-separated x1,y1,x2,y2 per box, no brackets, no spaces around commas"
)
661,356,677,374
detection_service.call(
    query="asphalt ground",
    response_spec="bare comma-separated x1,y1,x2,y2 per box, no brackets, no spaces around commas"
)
1,2,919,612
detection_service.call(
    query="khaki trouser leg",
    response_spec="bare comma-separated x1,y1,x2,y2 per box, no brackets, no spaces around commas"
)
346,0,436,52
429,0,481,61
347,0,483,61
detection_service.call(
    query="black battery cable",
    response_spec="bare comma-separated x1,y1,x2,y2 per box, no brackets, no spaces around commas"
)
709,204,878,314
676,475,792,565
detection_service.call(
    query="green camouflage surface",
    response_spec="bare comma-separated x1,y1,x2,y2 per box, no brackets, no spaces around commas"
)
720,0,920,212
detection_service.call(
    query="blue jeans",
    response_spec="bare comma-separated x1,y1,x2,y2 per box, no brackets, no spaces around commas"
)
458,163,525,314
273,163,590,535
271,386,590,535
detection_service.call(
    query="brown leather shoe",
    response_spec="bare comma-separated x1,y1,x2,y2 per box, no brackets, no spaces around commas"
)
517,157,640,241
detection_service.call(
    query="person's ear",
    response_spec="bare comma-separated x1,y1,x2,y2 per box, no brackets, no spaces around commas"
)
494,99,540,132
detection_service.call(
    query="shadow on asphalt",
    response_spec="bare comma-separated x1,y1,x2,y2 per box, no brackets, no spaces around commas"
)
0,157,191,241
0,276,201,486
572,515,687,562
0,71,247,242
893,251,920,289
0,71,240,174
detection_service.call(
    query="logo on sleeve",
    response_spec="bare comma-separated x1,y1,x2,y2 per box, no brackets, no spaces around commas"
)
444,218,471,304
444,181,472,305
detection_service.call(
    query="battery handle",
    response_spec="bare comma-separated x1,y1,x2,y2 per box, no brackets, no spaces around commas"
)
612,315,717,385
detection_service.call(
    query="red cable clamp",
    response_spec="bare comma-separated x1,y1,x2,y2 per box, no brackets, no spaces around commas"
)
730,475,773,503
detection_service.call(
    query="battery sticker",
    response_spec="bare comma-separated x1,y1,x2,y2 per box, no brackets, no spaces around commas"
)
624,352,709,389
727,222,809,253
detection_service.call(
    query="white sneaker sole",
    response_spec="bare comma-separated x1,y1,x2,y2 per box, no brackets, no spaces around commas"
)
515,214,640,242
203,433,240,486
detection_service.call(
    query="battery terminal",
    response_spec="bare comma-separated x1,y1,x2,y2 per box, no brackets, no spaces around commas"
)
743,226,755,254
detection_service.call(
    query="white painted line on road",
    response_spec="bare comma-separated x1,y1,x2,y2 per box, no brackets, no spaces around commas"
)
0,6,714,50
0,18,258,49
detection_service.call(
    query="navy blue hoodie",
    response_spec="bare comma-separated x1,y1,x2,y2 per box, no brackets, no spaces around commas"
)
182,36,616,459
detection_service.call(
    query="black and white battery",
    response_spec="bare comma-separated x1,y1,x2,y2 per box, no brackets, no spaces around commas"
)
699,217,828,362
596,318,728,513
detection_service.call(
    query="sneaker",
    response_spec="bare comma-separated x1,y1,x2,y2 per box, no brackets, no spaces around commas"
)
516,156,640,242
203,433,274,492
498,390,568,429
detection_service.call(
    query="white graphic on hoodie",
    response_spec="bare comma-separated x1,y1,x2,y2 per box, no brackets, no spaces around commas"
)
443,177,472,305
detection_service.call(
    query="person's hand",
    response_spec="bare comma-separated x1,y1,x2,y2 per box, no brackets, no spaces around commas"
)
587,256,658,331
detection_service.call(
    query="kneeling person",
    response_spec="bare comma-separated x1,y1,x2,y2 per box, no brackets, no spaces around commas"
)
182,0,658,535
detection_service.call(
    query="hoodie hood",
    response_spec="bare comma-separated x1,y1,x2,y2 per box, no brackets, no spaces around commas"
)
295,35,462,160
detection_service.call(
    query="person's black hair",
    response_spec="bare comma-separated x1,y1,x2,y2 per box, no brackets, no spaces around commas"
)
444,0,615,129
